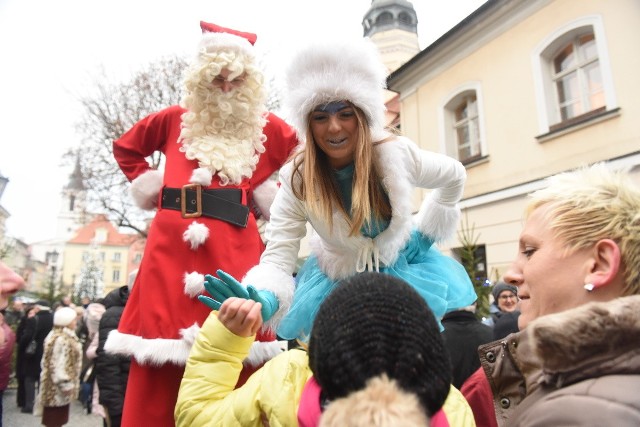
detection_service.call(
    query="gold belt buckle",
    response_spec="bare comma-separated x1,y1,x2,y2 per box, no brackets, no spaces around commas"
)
181,184,202,218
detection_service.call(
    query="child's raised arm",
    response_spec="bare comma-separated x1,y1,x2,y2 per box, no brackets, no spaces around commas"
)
217,297,263,337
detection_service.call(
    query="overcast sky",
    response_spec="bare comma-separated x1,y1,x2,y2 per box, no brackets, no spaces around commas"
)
0,0,486,244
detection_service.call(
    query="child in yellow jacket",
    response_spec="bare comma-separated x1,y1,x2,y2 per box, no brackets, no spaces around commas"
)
175,272,475,426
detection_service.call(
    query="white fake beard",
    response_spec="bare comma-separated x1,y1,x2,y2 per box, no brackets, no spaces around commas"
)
179,90,267,186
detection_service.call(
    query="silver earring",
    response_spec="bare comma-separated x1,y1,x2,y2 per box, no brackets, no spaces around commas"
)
584,283,595,292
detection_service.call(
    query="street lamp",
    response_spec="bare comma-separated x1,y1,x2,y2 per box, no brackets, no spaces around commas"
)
46,250,59,304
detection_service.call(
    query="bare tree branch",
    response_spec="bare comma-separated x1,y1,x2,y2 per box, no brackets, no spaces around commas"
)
68,55,282,237
68,56,188,236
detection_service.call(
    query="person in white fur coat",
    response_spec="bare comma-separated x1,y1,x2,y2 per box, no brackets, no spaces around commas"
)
107,21,298,427
202,37,476,342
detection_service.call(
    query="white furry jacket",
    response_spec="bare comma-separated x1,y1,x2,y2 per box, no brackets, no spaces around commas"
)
242,135,466,331
36,326,82,412
478,295,640,427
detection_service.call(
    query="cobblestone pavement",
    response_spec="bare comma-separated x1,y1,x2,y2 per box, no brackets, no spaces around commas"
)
3,387,103,427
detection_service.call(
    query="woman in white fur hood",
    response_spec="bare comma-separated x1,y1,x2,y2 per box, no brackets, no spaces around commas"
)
202,37,476,341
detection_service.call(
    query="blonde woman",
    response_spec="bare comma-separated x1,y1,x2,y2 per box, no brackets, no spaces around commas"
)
462,163,640,426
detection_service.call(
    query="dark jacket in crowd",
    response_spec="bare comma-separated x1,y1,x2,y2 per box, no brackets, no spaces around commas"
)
96,286,130,427
441,309,494,389
14,307,32,407
492,310,520,340
18,308,54,379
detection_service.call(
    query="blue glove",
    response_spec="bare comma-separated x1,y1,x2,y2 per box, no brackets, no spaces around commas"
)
198,270,249,311
198,270,279,322
247,286,279,322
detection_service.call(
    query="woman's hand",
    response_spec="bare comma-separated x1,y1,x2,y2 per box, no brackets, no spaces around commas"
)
199,270,279,322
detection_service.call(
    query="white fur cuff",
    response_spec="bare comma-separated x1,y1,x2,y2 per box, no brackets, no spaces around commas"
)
130,170,163,210
252,179,279,221
242,264,296,333
414,195,461,243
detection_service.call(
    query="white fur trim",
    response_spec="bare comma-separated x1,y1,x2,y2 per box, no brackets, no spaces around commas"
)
105,323,279,367
284,38,388,143
252,179,279,221
242,264,296,333
184,272,205,298
183,221,209,250
198,32,254,58
104,325,199,366
190,167,213,186
309,140,415,279
130,170,163,210
243,340,286,366
414,194,461,243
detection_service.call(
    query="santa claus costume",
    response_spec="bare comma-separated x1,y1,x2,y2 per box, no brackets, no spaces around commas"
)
106,22,297,427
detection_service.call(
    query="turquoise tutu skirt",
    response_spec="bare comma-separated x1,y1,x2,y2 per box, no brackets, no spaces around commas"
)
277,230,477,341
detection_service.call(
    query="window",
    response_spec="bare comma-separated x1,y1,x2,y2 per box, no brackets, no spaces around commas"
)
532,16,617,135
454,96,481,162
112,252,121,262
133,253,142,264
376,12,393,25
112,269,120,283
94,228,108,244
398,12,413,25
441,84,487,165
552,33,604,123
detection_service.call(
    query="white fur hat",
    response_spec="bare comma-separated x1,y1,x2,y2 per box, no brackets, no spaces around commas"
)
284,37,389,143
198,21,256,58
54,307,77,327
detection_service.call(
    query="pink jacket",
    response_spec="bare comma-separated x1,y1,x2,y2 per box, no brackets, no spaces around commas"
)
0,322,17,390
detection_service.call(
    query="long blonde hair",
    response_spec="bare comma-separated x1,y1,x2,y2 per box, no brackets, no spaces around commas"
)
290,105,391,235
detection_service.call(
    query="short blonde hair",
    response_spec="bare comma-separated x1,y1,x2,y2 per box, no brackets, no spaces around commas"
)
526,163,640,295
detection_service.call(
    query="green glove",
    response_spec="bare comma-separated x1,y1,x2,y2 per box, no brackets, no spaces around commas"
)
198,270,279,322
198,270,249,311
247,286,279,322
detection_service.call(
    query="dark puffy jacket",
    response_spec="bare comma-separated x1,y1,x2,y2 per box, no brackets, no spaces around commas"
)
96,286,130,422
18,309,54,378
441,309,493,389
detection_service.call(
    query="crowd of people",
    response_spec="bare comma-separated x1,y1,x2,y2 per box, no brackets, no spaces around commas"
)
0,18,638,427
0,287,132,427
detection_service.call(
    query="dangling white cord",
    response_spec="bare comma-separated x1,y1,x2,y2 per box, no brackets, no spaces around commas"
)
356,241,380,273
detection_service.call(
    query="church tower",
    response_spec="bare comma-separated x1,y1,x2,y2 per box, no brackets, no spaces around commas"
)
57,155,88,240
362,0,420,72
363,0,420,128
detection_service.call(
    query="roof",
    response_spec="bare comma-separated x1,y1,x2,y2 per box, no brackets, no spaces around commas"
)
387,0,498,88
67,214,137,246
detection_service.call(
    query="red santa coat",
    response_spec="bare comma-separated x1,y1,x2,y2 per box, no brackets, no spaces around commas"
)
108,105,297,367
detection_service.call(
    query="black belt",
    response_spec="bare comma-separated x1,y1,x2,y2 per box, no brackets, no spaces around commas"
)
161,185,249,228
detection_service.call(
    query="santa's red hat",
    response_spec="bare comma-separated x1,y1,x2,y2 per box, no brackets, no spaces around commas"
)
198,21,257,56
200,21,257,45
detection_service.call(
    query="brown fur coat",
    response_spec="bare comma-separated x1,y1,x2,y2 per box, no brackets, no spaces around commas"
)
36,326,82,410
